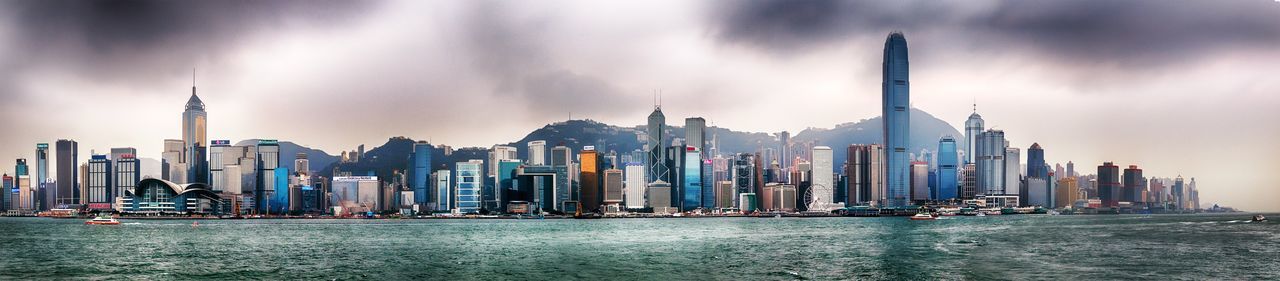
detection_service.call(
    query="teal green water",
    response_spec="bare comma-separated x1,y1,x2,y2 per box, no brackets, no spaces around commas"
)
1,214,1276,280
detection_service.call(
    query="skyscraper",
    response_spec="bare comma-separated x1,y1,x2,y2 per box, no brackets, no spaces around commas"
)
811,146,833,208
183,85,208,184
161,139,186,184
551,145,573,211
936,137,958,201
732,153,756,209
1123,165,1144,204
964,105,984,164
603,168,623,211
527,140,546,166
647,105,668,183
256,140,281,213
434,170,451,211
910,161,930,202
681,146,702,211
15,159,30,211
54,139,77,206
455,160,482,214
411,142,433,208
975,130,1005,195
1098,162,1121,208
113,154,139,210
1004,147,1021,196
882,32,911,207
35,143,48,211
1027,143,1047,180
624,163,646,209
579,147,601,212
109,147,138,198
845,144,884,206
86,155,112,208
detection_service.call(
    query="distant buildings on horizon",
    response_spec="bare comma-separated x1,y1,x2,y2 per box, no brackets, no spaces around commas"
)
0,32,1206,217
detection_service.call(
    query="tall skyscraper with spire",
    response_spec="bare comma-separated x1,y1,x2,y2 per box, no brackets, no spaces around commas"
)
183,74,209,184
964,103,984,164
646,97,668,184
882,32,911,207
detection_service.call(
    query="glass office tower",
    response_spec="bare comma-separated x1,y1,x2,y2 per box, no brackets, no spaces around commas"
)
882,32,911,207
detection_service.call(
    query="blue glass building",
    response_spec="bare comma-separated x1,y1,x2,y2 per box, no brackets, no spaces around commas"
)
882,32,911,207
455,162,482,214
1027,143,1047,179
682,147,702,212
498,160,521,212
411,142,433,208
937,137,958,200
270,167,289,214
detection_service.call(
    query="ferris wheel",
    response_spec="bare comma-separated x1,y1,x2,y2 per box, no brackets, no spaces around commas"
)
803,183,835,212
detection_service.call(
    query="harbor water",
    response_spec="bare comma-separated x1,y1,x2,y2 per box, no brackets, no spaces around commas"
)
0,214,1275,280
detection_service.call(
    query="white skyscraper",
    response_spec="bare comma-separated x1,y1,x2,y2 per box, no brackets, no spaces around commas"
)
527,140,547,166
489,145,517,177
1004,147,1021,195
811,146,834,209
624,164,646,209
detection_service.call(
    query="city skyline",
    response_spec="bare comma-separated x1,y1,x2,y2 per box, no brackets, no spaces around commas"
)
0,0,1277,212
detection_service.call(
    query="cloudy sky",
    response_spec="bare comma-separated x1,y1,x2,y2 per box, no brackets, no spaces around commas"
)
1,0,1277,211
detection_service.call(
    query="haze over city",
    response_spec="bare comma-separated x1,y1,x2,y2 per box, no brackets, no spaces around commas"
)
0,0,1277,212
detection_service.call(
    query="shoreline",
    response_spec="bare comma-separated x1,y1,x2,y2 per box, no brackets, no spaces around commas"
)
5,211,1252,221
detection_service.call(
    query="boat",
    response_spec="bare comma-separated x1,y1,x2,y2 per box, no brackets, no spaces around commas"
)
976,212,987,217
1253,215,1267,222
85,216,120,225
909,213,937,220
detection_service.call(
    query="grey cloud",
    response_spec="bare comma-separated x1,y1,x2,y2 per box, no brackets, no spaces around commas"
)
459,2,643,120
710,0,1280,67
1,0,374,92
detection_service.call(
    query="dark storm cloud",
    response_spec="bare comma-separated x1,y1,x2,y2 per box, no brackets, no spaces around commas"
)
1,0,374,92
711,0,1280,66
459,2,641,119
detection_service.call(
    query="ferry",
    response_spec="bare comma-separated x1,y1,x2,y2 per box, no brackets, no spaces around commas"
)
909,213,937,221
85,216,120,225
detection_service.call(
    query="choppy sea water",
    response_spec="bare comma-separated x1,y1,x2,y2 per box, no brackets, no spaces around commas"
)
0,214,1276,280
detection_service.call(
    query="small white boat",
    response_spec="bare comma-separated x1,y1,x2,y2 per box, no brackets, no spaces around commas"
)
1253,215,1267,222
910,213,937,221
85,216,120,225
976,212,987,217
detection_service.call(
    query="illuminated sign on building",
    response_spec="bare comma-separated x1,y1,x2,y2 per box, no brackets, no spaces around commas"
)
212,140,231,146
